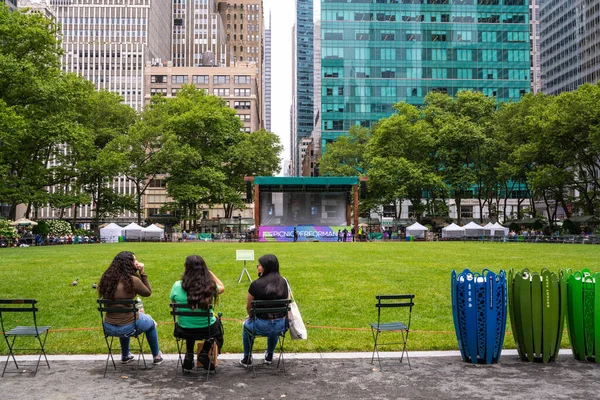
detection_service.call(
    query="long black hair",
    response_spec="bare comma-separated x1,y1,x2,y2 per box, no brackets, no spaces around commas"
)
257,254,287,297
98,251,137,299
181,255,218,309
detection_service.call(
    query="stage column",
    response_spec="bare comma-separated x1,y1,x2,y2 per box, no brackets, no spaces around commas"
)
353,184,359,235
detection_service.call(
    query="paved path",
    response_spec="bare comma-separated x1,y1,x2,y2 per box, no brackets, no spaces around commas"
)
2,351,600,399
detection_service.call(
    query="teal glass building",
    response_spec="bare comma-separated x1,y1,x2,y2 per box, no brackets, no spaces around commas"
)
320,0,531,144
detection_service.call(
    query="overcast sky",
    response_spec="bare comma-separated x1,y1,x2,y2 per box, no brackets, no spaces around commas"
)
263,0,320,173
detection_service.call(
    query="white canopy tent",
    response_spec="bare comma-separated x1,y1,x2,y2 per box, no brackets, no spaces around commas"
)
122,222,144,241
493,222,509,236
143,224,164,240
482,222,495,236
442,223,465,239
405,222,429,239
99,223,122,243
463,221,486,237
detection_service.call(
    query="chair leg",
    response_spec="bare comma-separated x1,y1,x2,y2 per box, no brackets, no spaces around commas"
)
103,336,116,378
133,334,147,377
371,327,383,370
401,331,411,370
276,334,286,375
2,336,18,377
34,331,51,375
174,337,184,377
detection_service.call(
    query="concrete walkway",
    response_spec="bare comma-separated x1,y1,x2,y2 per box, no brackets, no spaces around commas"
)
2,350,600,399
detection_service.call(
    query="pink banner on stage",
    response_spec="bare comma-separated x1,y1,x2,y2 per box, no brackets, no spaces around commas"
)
258,226,352,242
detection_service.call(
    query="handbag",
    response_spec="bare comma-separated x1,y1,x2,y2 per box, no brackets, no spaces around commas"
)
285,278,307,340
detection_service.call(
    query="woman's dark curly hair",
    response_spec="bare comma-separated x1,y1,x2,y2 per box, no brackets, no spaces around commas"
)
98,251,137,299
181,255,219,310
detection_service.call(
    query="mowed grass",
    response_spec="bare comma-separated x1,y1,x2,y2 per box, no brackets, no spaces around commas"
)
0,241,598,355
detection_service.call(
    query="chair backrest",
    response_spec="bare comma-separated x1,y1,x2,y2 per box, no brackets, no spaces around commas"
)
250,299,291,322
97,299,140,331
170,303,212,323
375,294,415,327
0,299,41,334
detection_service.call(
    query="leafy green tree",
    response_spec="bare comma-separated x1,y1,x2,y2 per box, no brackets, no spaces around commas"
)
74,89,138,229
368,102,443,221
219,128,282,218
0,6,65,219
155,86,245,229
424,91,492,225
319,125,372,177
108,97,166,224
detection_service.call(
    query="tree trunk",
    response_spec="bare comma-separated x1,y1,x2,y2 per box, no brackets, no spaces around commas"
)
25,202,31,219
72,204,78,230
455,195,462,225
136,181,142,225
9,203,17,220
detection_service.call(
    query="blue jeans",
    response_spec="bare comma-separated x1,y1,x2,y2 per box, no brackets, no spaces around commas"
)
242,317,286,357
103,313,160,358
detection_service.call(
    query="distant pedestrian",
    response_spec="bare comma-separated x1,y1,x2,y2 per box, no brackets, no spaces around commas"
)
293,227,298,242
351,227,355,242
337,230,342,242
342,228,348,242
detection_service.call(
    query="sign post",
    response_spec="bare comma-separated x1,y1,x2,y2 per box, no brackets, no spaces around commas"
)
236,250,254,283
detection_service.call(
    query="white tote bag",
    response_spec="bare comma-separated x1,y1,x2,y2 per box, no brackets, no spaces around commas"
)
285,278,307,340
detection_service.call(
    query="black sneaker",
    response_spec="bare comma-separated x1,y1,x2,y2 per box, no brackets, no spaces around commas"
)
183,352,194,371
153,352,164,365
121,355,135,364
198,351,211,370
239,356,252,368
264,353,273,365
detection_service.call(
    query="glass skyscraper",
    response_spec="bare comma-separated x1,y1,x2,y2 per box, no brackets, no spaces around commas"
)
292,0,314,176
320,0,531,144
540,0,600,95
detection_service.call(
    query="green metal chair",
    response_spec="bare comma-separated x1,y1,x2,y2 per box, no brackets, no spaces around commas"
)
370,294,415,371
170,303,221,380
244,299,291,377
97,299,147,377
0,299,51,377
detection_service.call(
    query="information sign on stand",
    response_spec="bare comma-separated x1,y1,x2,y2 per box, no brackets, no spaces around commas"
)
236,250,254,283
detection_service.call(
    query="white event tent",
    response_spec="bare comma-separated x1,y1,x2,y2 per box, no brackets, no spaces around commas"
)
493,222,509,236
482,222,495,236
463,221,486,237
405,222,429,239
122,222,144,241
99,223,122,243
442,223,465,239
143,224,164,241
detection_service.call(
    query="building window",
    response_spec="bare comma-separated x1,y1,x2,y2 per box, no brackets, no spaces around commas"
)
213,75,230,84
151,75,167,83
213,88,230,96
171,75,188,84
234,75,251,84
150,88,167,96
234,88,251,96
460,206,473,219
192,75,209,84
234,101,251,109
148,179,165,188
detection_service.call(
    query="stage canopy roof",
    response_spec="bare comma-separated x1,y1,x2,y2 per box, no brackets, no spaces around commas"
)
253,176,359,192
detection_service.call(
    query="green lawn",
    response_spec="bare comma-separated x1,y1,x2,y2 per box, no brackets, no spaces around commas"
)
0,241,597,355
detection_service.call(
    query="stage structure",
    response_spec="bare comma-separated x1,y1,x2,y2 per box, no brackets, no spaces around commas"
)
245,176,364,242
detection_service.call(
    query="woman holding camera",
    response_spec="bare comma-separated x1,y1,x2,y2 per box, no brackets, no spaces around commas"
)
98,251,163,365
170,255,225,371
240,254,289,367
